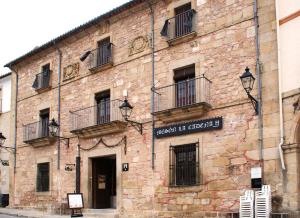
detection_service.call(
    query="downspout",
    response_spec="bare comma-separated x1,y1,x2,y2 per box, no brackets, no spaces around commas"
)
56,47,62,170
275,0,286,170
13,69,18,174
148,1,155,170
56,46,62,215
254,0,264,172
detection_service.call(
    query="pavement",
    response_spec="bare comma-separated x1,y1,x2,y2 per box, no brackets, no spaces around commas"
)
0,208,70,218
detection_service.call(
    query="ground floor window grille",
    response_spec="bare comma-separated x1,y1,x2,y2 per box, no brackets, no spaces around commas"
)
36,162,50,192
169,142,200,186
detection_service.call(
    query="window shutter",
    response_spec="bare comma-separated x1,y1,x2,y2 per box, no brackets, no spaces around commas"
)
160,20,169,37
32,76,38,89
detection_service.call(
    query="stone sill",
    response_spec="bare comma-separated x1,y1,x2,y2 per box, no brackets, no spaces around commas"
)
89,62,113,74
167,31,197,46
169,184,204,192
24,136,55,147
153,102,212,123
35,86,51,94
71,120,127,138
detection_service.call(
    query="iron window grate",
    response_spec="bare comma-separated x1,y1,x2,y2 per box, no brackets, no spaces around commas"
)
169,142,200,186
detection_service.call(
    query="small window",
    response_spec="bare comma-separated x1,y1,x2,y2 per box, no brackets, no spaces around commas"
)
39,108,49,138
169,143,200,186
174,65,196,107
95,90,110,124
36,162,50,192
32,63,51,90
96,38,112,67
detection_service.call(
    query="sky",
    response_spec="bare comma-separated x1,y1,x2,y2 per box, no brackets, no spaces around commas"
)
0,0,130,75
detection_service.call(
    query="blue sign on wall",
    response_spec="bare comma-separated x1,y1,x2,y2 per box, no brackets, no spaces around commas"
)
154,117,223,138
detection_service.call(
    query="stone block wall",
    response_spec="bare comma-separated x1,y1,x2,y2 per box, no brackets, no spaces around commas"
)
8,0,292,216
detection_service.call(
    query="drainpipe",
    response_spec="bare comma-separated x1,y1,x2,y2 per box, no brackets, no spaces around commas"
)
56,47,62,170
275,0,286,170
253,0,264,173
12,68,18,174
148,1,155,170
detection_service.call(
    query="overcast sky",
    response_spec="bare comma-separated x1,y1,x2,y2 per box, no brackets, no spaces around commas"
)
0,0,130,75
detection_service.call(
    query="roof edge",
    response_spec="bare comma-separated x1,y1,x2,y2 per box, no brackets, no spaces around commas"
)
4,0,145,68
0,72,12,80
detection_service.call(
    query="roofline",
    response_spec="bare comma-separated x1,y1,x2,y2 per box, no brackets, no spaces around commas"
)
4,0,146,68
0,72,12,80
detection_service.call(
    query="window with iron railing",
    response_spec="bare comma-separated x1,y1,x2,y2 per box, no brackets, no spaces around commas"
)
169,143,200,186
161,3,196,40
32,64,51,91
174,65,196,107
88,38,112,70
95,90,110,125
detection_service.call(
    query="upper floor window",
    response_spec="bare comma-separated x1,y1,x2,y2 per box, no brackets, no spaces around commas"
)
32,63,51,91
161,2,196,41
39,108,50,138
169,143,200,186
36,162,50,192
174,65,196,107
95,90,110,125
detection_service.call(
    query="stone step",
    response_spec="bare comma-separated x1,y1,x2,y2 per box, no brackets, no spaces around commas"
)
82,209,118,218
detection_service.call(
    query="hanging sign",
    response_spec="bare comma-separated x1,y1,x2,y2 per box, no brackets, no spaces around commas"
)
154,117,223,138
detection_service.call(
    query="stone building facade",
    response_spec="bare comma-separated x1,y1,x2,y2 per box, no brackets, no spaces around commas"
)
0,72,12,202
4,0,293,216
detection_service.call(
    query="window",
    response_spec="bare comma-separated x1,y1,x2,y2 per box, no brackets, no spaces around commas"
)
97,38,112,67
161,2,195,40
169,143,200,186
32,63,51,90
175,3,192,37
37,162,50,192
39,108,49,138
174,65,196,107
95,90,110,124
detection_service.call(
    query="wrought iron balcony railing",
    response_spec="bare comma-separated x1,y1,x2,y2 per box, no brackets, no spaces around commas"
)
32,70,51,90
161,9,196,40
87,46,112,71
70,99,124,132
153,75,211,113
23,120,50,142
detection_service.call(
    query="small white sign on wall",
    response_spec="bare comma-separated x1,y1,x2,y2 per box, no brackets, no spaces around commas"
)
251,167,262,179
197,0,207,6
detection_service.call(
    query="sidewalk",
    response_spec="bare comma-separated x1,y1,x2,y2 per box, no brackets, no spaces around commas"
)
0,208,70,218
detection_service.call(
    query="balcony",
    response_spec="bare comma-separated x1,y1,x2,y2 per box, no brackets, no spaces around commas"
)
153,75,212,123
87,46,113,73
70,100,127,138
23,121,54,147
32,71,51,92
161,9,196,45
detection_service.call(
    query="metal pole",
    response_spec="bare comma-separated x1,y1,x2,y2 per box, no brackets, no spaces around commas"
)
76,144,80,193
148,1,155,170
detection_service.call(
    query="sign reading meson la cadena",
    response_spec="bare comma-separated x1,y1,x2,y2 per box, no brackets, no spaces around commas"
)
154,117,223,138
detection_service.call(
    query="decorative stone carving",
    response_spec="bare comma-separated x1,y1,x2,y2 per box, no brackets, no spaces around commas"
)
63,63,79,81
129,36,149,56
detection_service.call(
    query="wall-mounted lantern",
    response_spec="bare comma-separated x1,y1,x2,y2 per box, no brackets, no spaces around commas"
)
240,67,259,115
119,98,143,134
48,118,70,147
0,132,6,146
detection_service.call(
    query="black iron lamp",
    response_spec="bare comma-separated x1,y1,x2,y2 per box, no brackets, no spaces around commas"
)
0,160,9,166
48,118,70,147
240,67,259,115
0,132,6,146
0,132,15,153
119,98,143,134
